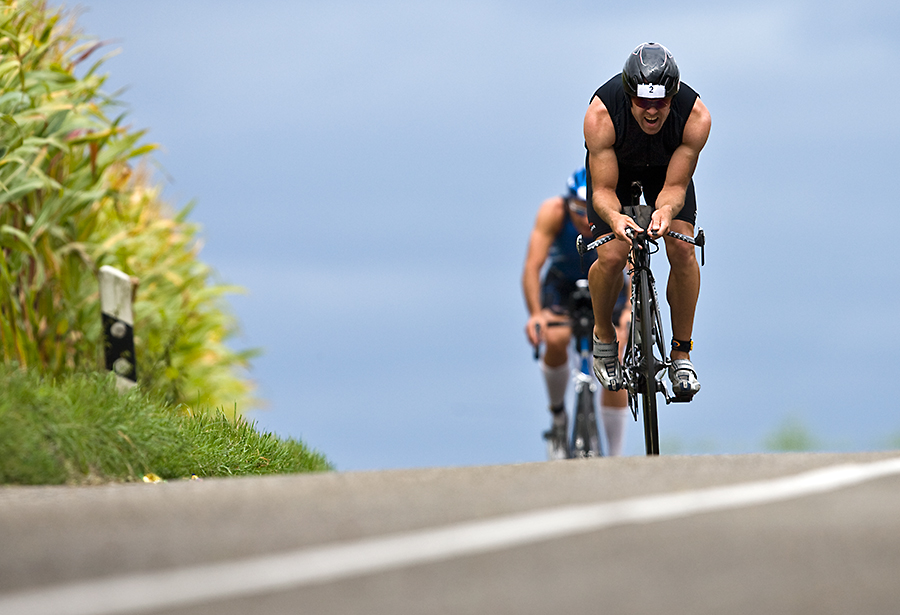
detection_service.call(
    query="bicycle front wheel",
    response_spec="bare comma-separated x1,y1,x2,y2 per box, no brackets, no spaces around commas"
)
637,272,660,455
572,380,602,457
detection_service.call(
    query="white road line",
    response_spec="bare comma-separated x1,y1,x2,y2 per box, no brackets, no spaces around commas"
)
3,457,900,615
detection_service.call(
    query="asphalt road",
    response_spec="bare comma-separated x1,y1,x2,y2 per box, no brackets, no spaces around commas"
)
1,451,900,614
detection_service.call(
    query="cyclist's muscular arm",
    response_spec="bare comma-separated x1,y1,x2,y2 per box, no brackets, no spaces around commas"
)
584,97,640,240
651,98,712,236
522,197,565,345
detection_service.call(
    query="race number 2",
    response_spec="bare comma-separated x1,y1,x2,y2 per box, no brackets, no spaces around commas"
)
637,83,665,99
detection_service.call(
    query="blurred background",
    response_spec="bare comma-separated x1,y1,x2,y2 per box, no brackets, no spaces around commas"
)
63,0,900,468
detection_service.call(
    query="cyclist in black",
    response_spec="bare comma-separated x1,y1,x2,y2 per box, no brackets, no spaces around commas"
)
583,42,711,399
523,169,630,458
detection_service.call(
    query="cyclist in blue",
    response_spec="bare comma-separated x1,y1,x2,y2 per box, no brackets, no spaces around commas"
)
584,43,711,399
523,168,630,458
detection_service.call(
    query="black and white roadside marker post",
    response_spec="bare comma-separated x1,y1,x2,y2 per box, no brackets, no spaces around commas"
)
98,265,137,390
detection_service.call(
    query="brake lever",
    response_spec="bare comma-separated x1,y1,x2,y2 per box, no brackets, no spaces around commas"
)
696,227,706,266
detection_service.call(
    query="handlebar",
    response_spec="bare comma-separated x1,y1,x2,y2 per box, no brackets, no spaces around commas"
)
576,227,706,266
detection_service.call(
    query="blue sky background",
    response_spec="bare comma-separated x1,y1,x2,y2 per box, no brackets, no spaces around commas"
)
64,0,900,469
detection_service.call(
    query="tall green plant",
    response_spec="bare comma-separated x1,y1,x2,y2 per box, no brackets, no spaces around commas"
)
0,0,256,416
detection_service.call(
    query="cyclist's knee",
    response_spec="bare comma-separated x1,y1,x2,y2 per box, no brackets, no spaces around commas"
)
543,336,569,366
665,237,697,268
591,248,627,277
665,222,698,266
543,318,570,349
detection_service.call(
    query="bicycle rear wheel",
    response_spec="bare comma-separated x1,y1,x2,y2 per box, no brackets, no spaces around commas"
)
637,272,660,455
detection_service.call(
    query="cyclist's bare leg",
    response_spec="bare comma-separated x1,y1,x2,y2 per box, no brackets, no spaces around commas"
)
663,220,700,361
539,309,571,458
587,242,629,343
539,309,571,414
540,309,571,368
600,305,629,407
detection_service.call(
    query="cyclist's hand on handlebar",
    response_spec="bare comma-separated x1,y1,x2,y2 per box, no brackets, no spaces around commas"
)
613,213,643,243
648,208,673,239
526,313,547,347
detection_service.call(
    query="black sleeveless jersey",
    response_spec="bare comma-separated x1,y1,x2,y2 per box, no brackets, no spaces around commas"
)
591,74,699,172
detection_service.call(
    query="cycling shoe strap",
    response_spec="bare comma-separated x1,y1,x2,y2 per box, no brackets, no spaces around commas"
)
670,359,698,377
592,336,618,359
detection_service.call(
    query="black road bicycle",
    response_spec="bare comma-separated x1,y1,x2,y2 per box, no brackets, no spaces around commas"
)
577,181,705,455
534,280,603,459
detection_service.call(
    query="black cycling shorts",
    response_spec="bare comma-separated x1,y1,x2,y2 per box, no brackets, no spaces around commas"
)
540,269,580,316
586,164,697,239
541,269,628,324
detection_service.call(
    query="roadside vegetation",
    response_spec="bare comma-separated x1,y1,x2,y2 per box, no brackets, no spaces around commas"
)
0,363,331,485
0,0,253,412
0,1,331,482
763,416,820,453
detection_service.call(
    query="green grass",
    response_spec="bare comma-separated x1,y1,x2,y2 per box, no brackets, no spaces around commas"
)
0,363,332,485
763,416,820,453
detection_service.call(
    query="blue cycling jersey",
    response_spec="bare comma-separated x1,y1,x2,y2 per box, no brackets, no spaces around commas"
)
545,198,596,284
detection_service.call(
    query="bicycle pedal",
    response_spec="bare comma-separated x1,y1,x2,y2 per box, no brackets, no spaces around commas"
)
670,393,695,403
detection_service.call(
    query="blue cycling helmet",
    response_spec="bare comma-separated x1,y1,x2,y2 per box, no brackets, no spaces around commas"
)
567,168,587,201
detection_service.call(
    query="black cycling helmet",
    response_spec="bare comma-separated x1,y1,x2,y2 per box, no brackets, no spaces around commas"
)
622,42,680,99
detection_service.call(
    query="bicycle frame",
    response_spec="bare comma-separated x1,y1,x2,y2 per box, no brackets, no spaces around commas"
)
575,181,705,455
535,280,603,459
622,214,668,454
568,280,602,458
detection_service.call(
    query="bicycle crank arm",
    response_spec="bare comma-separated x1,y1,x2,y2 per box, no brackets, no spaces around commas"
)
655,376,674,404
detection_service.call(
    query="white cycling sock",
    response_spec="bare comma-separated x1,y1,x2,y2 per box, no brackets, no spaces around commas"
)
541,361,569,409
602,406,628,457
